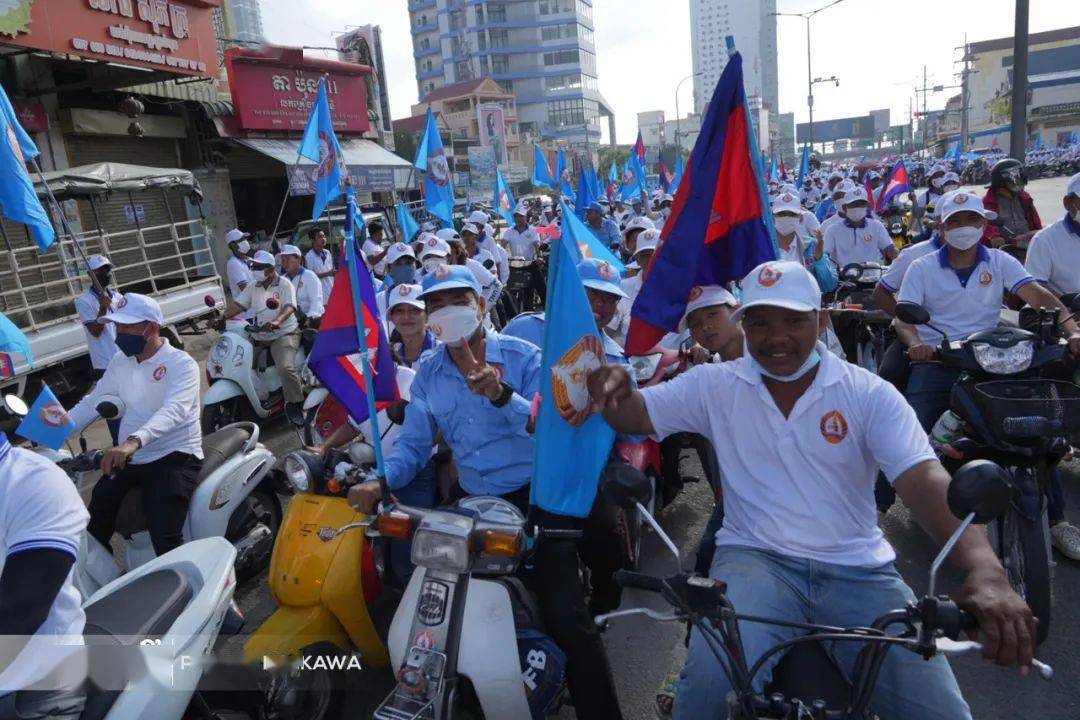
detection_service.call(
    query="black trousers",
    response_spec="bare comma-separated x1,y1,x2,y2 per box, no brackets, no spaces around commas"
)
87,452,202,556
525,507,623,720
877,338,912,393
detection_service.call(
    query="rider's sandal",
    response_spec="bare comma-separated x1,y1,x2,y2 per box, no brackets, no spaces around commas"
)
655,673,678,718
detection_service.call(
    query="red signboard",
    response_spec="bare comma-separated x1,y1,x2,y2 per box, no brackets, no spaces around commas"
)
0,0,219,78
12,101,48,132
225,47,371,134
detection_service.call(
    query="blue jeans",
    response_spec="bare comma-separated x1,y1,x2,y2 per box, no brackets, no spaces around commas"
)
905,364,961,433
387,461,438,587
674,546,971,720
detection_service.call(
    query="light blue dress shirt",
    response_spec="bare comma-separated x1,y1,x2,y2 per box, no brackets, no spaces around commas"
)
588,217,622,251
385,330,541,495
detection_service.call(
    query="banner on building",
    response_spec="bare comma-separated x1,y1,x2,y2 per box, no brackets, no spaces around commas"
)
477,104,508,166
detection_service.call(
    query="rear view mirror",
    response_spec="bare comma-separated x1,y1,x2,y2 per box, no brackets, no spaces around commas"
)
601,462,653,510
947,460,1012,524
95,396,125,420
895,301,930,326
2,394,28,417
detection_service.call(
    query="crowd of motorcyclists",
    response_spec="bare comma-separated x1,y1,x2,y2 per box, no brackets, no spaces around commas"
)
4,147,1080,720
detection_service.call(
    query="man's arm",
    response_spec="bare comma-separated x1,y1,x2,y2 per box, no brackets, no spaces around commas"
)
586,366,655,435
1016,281,1080,337
68,359,120,432
128,356,200,450
872,284,898,317
382,379,438,491
0,550,76,673
894,460,1036,672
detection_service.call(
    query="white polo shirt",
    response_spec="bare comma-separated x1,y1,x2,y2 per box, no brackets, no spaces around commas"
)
798,209,821,236
505,225,540,261
74,288,122,370
898,245,1035,345
641,345,936,567
1025,215,1080,295
820,212,844,233
878,236,943,293
236,275,300,341
69,340,203,464
287,267,325,319
0,435,88,695
823,218,894,269
305,247,336,300
226,255,254,321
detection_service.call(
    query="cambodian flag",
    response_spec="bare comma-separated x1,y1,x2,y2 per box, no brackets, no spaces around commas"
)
626,53,777,355
413,107,455,225
308,255,399,425
876,160,911,210
864,172,878,212
299,79,347,223
658,157,672,192
634,130,647,164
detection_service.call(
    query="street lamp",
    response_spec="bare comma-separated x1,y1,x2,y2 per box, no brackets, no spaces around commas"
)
675,73,702,153
771,0,846,152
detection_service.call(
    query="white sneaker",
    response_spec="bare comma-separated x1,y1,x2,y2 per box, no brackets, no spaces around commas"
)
1050,522,1080,561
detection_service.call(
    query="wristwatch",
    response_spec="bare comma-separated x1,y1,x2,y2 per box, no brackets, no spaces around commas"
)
125,436,143,450
490,382,514,408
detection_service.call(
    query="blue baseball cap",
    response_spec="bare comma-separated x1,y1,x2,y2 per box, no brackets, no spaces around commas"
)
586,201,604,213
577,258,627,298
419,262,481,298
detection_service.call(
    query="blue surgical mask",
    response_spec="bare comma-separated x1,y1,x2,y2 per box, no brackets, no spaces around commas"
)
750,349,821,382
115,330,148,358
389,264,416,286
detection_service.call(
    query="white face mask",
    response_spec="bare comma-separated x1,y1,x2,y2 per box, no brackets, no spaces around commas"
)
1071,208,1080,225
427,304,481,346
944,225,983,250
773,216,800,236
931,177,944,189
943,183,959,194
846,207,867,223
422,257,445,274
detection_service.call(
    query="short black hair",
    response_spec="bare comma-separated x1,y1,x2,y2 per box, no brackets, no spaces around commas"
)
308,228,324,240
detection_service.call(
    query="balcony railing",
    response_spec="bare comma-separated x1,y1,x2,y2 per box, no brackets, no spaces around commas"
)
411,22,438,35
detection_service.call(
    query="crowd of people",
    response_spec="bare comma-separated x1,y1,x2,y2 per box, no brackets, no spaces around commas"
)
4,150,1080,720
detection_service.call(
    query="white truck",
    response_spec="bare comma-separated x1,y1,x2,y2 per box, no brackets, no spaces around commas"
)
1,163,225,405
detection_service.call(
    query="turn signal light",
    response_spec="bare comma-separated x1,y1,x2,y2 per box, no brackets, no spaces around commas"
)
482,530,521,557
378,511,414,539
326,478,342,495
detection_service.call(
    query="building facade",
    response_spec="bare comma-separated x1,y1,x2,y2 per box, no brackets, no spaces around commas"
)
637,110,665,148
690,0,778,115
406,0,614,154
338,25,395,149
222,0,264,44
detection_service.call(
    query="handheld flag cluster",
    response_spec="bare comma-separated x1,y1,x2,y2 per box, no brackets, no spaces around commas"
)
17,383,73,450
414,108,455,225
298,80,348,223
0,84,55,251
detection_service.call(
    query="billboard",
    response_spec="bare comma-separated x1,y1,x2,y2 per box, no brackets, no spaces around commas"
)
0,0,219,78
477,104,508,166
467,146,496,200
796,114,875,144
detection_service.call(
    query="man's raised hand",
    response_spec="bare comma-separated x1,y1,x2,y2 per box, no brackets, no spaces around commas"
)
586,365,634,413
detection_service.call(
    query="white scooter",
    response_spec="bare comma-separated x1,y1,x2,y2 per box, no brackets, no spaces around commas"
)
42,396,285,599
301,365,416,447
78,537,248,720
202,295,311,433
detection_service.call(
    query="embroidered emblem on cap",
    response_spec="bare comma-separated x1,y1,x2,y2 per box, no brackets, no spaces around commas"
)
433,264,451,280
955,193,968,204
758,264,783,287
116,296,128,309
688,286,704,301
398,285,413,296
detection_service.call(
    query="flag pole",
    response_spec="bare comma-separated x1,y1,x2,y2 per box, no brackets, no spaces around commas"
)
343,187,388,494
30,157,105,296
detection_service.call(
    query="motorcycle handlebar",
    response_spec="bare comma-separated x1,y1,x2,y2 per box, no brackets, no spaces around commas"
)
613,570,665,593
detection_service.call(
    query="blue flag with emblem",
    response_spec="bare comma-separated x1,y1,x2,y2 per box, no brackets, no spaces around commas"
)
395,202,420,243
796,145,810,185
619,151,647,202
0,84,54,251
574,165,594,220
413,108,455,225
16,382,73,450
531,145,555,187
555,148,575,196
531,199,618,517
493,166,516,225
298,79,347,223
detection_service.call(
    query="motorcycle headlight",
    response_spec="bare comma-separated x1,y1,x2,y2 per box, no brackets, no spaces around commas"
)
283,453,314,493
629,353,661,383
971,340,1035,374
857,267,883,284
411,514,473,574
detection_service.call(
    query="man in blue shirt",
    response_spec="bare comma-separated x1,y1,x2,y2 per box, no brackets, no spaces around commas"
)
585,201,621,252
348,263,624,720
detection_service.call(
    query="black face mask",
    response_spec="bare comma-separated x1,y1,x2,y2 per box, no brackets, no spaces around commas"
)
95,270,111,288
115,329,148,357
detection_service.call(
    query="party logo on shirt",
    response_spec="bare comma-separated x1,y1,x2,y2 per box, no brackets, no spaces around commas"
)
490,363,506,381
979,270,993,286
551,335,605,427
820,410,848,445
864,233,873,244
758,264,783,287
153,365,167,381
116,296,128,309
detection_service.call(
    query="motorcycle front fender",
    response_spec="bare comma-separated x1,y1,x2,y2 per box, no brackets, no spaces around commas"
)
243,604,350,666
203,379,246,406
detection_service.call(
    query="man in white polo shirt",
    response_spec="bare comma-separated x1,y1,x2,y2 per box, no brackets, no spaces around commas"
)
69,293,203,558
0,431,88,717
74,255,123,444
280,244,324,326
304,228,336,301
587,260,1036,720
823,186,898,271
1024,172,1080,296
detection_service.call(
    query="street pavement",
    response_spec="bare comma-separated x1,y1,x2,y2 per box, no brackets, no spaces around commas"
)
77,174,1080,718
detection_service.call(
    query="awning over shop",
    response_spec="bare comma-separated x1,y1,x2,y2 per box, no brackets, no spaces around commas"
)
234,137,413,195
33,163,201,200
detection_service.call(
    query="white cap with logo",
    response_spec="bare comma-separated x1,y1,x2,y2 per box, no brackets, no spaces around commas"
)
841,187,869,206
386,242,417,265
468,210,488,226
225,228,249,245
278,244,302,258
421,235,451,258
1066,171,1080,199
388,283,425,311
634,228,662,256
101,292,164,326
937,190,998,222
680,285,739,331
732,261,821,322
771,192,803,215
88,255,112,271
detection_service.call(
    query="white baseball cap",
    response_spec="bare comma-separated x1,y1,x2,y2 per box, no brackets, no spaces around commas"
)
435,228,461,244
278,244,302,258
388,283,426,311
421,221,436,232
1066,171,1080,198
514,203,528,216
623,216,654,235
732,261,821,322
225,228,249,245
468,210,488,225
937,190,997,222
634,228,661,257
251,250,276,267
771,192,803,215
88,255,111,271
101,292,164,326
680,285,739,331
421,235,451,258
385,242,416,265
841,187,869,206
461,223,480,235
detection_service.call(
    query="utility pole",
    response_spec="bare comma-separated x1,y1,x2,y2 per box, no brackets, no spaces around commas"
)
958,35,972,153
1009,0,1029,160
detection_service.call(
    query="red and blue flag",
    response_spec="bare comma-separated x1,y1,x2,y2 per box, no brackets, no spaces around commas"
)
626,52,777,355
876,160,911,210
658,157,672,192
634,130,646,164
308,263,399,425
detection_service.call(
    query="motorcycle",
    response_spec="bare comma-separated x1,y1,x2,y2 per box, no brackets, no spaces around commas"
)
506,256,545,313
34,396,285,597
75,537,248,720
302,365,416,448
895,295,1080,645
596,458,1054,719
831,263,892,374
202,295,310,433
